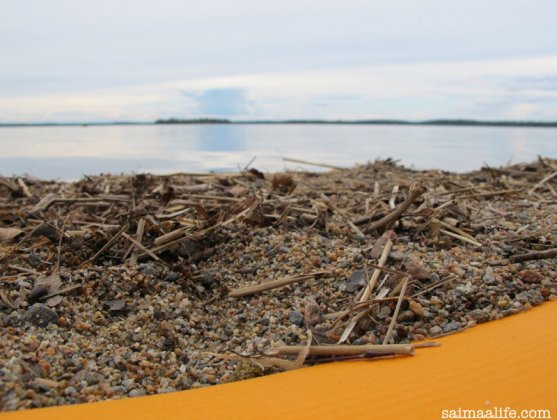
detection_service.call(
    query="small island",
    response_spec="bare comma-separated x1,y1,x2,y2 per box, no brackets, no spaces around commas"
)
155,118,231,124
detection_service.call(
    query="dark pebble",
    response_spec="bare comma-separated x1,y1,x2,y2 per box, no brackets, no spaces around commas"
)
443,321,461,333
139,263,157,275
28,284,50,302
164,272,180,282
288,311,305,327
397,310,416,323
27,252,42,268
21,303,59,327
346,270,366,293
200,271,217,287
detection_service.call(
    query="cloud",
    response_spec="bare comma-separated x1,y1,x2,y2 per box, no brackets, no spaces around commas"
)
182,88,249,117
2,55,557,122
508,103,540,119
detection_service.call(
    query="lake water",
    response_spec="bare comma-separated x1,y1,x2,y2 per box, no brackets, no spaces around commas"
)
0,124,556,180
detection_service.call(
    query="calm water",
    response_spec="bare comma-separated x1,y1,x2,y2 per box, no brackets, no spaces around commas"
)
0,124,556,180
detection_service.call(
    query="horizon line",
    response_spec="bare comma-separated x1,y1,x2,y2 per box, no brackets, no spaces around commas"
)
1,118,557,128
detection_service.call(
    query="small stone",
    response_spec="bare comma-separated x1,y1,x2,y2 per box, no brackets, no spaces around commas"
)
396,325,409,338
200,271,217,287
129,389,146,397
288,311,305,327
164,272,180,282
303,299,322,326
483,267,497,284
139,263,157,275
518,269,543,283
497,299,509,308
443,322,461,333
104,299,126,312
21,303,59,327
397,310,415,323
469,309,490,323
404,259,432,281
408,300,425,317
515,290,544,306
76,321,92,332
429,325,443,336
346,270,366,292
389,250,406,261
28,284,50,302
540,288,551,299
64,386,76,396
429,296,443,308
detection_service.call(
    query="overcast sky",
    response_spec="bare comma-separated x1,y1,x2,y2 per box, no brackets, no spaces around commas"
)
1,0,557,122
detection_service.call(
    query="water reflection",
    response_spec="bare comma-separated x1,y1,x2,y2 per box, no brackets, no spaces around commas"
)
195,124,246,151
0,124,556,180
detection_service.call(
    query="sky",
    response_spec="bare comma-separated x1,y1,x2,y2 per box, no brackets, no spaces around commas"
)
1,0,557,123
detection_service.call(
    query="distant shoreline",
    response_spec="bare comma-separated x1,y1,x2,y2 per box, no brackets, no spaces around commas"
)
2,119,557,128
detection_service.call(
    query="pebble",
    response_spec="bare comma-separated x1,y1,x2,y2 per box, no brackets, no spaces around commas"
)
346,270,366,293
515,290,544,306
139,263,158,275
429,296,443,308
288,311,305,327
397,310,416,323
519,269,543,283
497,299,509,308
469,309,490,323
443,322,461,333
21,304,59,327
64,386,77,396
164,273,180,282
483,267,497,284
303,299,322,326
429,326,443,336
129,389,146,397
408,301,425,317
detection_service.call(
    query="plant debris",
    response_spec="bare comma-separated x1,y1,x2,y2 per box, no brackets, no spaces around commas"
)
1,157,557,411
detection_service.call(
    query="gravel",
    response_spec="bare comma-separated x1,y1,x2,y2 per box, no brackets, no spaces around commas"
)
1,158,556,411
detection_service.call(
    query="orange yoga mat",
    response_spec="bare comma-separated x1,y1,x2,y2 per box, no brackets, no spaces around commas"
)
4,301,557,420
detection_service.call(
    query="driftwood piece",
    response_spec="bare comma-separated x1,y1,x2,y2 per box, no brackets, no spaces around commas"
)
492,248,557,265
383,277,409,344
17,178,32,197
229,271,331,297
364,180,426,233
30,194,130,215
269,343,415,356
439,229,482,247
283,157,345,170
460,189,521,199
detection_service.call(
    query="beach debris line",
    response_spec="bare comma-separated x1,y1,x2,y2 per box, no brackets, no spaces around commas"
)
0,157,556,410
